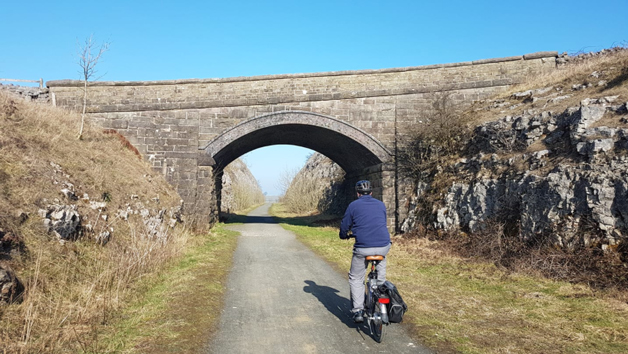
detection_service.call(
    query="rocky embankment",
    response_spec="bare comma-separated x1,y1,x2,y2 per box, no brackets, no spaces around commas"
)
220,159,264,212
0,87,184,311
401,49,628,255
282,153,346,214
403,99,628,249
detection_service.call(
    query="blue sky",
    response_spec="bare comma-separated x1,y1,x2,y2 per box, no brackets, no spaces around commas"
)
2,0,627,195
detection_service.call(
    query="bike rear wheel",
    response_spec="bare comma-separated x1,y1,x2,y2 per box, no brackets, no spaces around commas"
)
370,306,386,343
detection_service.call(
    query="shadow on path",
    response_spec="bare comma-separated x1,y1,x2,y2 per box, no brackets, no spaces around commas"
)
221,212,341,228
303,280,357,329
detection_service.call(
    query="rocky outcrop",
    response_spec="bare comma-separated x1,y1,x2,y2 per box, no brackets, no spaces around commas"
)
0,265,24,304
282,153,347,214
0,221,25,258
39,204,81,241
220,158,264,212
36,161,183,245
402,98,628,250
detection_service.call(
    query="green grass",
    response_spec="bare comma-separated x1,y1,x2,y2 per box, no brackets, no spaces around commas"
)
92,224,239,353
270,203,628,354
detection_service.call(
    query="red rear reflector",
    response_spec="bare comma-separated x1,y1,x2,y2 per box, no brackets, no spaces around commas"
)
378,298,390,304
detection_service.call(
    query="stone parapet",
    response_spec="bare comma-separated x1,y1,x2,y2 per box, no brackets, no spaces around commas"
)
47,53,556,114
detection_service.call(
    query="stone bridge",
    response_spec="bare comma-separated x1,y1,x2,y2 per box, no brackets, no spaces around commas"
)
47,51,557,231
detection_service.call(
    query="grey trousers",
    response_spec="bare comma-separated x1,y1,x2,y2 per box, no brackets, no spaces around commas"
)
348,243,391,311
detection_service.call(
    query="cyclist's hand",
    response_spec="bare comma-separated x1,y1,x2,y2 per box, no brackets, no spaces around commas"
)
340,230,355,240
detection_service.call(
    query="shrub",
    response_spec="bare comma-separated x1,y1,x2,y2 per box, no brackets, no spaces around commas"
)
398,93,471,179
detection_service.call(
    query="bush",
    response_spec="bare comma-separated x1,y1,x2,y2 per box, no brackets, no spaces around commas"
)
398,93,471,179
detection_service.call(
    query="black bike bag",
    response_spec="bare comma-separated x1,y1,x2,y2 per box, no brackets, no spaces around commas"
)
379,280,408,323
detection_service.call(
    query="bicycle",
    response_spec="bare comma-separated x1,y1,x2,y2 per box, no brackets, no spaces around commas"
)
363,255,390,343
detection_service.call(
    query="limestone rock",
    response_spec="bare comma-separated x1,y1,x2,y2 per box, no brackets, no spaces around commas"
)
96,231,111,246
404,99,628,250
0,266,24,304
41,204,81,241
220,158,264,213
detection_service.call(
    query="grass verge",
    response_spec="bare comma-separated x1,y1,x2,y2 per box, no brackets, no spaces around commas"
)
92,224,239,353
270,203,628,354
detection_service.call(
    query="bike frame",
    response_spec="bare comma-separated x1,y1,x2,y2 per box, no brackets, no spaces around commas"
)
364,258,389,342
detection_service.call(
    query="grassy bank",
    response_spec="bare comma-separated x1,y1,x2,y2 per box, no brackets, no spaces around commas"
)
94,224,238,353
270,204,628,354
0,91,186,353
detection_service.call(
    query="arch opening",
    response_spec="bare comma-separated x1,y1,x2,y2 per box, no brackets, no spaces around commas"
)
202,111,392,174
202,111,397,231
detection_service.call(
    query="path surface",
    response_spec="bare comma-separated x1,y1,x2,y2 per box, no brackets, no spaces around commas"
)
207,204,432,354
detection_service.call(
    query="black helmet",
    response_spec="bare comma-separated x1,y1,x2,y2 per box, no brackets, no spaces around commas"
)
355,180,372,194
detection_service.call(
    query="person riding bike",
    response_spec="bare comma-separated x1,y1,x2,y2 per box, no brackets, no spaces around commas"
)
339,180,391,323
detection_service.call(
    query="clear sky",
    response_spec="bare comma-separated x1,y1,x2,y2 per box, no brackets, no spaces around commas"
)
2,0,626,195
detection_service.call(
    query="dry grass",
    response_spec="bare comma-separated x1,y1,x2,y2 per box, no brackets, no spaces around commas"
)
414,221,628,292
96,224,238,354
467,48,628,129
0,91,194,353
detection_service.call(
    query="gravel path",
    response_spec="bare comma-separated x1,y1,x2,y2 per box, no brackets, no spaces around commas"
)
207,203,432,354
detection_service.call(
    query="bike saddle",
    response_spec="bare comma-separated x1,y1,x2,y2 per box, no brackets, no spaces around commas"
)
366,255,385,261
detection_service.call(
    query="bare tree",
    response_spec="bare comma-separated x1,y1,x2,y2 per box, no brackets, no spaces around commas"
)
77,35,109,139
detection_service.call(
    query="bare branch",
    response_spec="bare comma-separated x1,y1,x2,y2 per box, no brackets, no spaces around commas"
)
77,34,110,140
78,34,110,82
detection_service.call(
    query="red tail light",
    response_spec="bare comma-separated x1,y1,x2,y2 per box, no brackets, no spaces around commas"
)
378,298,390,304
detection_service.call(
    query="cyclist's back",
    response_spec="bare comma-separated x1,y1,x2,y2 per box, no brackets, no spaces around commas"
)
340,194,389,248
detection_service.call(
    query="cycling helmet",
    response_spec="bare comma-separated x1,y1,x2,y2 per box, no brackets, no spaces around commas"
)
355,180,372,194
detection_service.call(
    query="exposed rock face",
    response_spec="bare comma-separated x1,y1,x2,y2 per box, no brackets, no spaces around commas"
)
39,204,81,241
0,265,24,304
35,160,184,245
220,158,264,212
402,99,628,250
283,153,347,214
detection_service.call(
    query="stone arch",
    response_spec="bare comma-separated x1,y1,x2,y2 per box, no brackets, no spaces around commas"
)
202,111,393,174
203,111,397,230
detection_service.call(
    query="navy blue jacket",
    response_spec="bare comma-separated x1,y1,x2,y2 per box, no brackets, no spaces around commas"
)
339,195,391,248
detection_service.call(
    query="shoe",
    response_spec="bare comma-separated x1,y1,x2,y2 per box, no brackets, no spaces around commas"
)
352,309,364,323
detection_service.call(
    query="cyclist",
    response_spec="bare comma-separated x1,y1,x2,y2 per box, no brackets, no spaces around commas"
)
339,180,391,323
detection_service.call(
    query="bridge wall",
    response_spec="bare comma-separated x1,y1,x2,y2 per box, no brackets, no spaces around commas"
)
47,52,557,230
